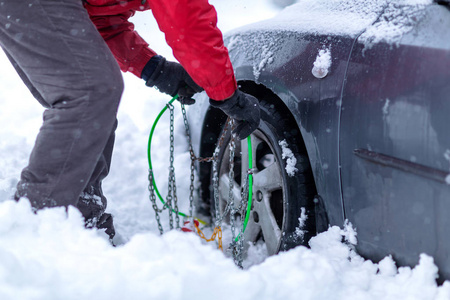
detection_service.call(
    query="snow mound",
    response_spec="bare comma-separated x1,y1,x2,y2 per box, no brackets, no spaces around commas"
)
0,199,449,300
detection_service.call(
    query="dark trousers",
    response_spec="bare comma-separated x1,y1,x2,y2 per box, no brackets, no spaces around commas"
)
0,0,124,222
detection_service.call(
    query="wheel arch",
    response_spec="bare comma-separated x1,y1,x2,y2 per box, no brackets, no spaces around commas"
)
198,81,329,239
199,80,307,158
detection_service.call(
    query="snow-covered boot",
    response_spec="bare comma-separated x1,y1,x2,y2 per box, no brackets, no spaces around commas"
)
96,212,116,241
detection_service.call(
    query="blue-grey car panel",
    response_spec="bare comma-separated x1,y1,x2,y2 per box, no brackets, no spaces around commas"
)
225,31,355,228
339,3,450,279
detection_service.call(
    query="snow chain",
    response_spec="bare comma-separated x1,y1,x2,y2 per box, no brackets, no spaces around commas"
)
148,97,252,267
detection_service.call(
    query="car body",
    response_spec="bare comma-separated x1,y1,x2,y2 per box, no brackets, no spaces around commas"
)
189,0,450,280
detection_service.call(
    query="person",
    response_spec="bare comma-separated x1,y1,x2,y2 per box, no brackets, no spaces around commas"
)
0,0,260,240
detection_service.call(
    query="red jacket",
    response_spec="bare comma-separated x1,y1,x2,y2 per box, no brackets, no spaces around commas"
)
84,0,237,100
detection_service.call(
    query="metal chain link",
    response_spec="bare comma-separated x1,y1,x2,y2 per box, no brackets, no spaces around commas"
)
148,170,164,235
235,175,249,267
226,131,244,267
172,174,181,230
212,146,221,227
205,118,244,267
167,103,175,229
169,105,181,229
181,104,196,223
149,102,181,233
150,102,251,266
240,176,250,214
212,119,233,227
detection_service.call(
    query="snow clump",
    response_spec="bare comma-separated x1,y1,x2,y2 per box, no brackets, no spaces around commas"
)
312,48,332,79
294,207,308,241
445,150,450,185
278,140,298,177
341,220,357,245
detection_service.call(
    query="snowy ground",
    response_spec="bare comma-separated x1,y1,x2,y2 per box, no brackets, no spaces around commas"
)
0,0,450,299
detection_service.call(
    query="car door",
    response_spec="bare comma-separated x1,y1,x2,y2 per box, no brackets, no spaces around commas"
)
339,2,450,278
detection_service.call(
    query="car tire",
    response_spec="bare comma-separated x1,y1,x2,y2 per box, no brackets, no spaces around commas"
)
210,97,317,255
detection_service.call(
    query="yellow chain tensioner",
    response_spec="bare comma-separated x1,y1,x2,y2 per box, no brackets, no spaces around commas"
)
194,221,223,251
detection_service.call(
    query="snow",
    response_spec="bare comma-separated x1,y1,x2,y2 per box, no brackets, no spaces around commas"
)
294,207,308,241
229,0,387,38
444,150,450,163
445,150,450,185
0,0,449,299
312,48,332,79
253,43,275,81
278,140,298,177
383,98,391,116
359,1,432,48
229,0,434,48
1,199,449,300
341,220,357,246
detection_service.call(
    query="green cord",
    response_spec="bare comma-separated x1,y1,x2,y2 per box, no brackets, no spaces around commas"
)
147,95,192,220
235,136,253,242
244,137,254,232
147,94,254,237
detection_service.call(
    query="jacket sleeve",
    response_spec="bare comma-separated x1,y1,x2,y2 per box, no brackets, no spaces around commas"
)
89,11,157,77
148,0,237,100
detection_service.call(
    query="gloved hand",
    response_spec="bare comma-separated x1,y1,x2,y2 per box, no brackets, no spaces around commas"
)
143,55,203,105
209,90,261,140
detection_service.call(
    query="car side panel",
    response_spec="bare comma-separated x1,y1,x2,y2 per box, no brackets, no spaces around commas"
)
339,4,450,279
225,31,354,227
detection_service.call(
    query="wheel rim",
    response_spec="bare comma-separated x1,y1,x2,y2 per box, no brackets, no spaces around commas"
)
217,129,285,255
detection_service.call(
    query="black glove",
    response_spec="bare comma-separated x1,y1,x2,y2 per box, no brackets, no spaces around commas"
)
209,90,261,140
142,55,203,105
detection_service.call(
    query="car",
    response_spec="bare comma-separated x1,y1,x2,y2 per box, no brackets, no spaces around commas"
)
188,0,450,280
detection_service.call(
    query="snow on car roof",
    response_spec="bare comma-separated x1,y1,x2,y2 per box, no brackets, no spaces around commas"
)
228,0,433,47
